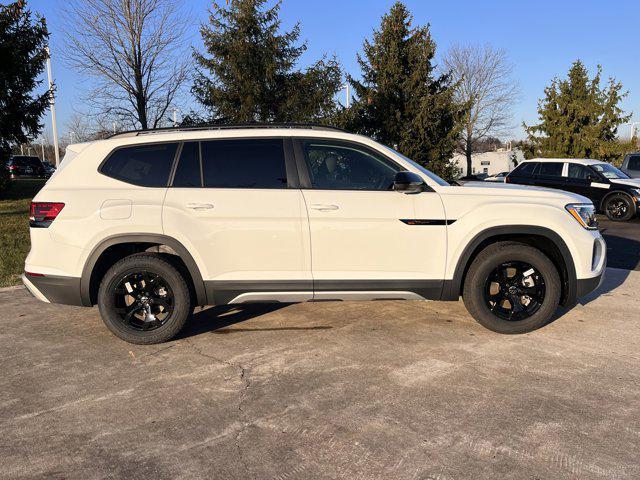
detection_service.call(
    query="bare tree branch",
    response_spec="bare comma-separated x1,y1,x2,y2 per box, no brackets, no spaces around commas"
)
61,0,190,129
443,44,520,175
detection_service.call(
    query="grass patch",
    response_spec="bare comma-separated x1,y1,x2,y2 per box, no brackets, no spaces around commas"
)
0,179,46,287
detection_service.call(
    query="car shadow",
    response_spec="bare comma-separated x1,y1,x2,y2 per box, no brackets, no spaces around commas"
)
176,303,332,339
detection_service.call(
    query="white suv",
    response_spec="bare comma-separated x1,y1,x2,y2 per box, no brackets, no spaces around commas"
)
23,125,606,344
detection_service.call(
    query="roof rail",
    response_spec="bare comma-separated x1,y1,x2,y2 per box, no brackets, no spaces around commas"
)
107,122,348,139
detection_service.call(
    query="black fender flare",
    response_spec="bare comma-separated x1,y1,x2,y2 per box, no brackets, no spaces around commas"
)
80,234,207,307
441,225,578,307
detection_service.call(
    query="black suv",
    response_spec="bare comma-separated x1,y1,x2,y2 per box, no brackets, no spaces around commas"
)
5,155,47,179
506,158,640,221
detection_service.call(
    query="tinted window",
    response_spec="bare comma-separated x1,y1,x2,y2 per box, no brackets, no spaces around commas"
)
101,143,178,187
173,142,201,187
303,141,399,190
537,162,563,177
628,155,640,170
511,162,538,177
201,139,287,188
568,163,590,180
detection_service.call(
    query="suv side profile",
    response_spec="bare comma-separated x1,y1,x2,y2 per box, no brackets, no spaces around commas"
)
23,125,606,344
507,158,640,222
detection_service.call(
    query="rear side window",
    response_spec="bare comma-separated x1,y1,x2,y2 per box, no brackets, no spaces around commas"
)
173,142,201,187
101,143,178,187
510,162,538,177
201,139,287,189
537,162,563,177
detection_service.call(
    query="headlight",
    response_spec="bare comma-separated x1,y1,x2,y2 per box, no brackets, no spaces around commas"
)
632,188,640,199
565,204,598,230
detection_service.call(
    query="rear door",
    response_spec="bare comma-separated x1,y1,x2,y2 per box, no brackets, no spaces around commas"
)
533,162,566,190
162,138,312,304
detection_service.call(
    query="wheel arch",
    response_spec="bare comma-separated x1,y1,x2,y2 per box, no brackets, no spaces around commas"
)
80,234,207,307
599,189,636,212
441,226,577,307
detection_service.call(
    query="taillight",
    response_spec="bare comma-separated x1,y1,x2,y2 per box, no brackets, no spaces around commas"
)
29,202,65,228
8,165,17,171
505,176,511,183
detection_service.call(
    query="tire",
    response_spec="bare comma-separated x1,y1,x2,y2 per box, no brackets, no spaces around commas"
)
462,242,561,334
97,253,191,344
604,193,635,222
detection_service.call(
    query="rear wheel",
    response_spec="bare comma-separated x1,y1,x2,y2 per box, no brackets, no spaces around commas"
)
98,253,191,344
604,193,635,222
463,242,561,334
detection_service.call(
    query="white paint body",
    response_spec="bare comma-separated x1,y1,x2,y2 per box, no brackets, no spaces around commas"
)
26,129,605,303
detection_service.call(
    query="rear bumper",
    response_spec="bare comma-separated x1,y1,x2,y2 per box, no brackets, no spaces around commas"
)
22,273,83,306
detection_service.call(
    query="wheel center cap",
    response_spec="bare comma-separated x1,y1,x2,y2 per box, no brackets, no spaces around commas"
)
508,285,518,294
140,296,149,304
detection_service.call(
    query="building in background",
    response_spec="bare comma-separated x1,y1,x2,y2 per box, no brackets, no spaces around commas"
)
451,147,525,176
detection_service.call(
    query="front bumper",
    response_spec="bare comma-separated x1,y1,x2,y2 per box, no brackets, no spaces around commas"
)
22,273,83,306
576,269,605,299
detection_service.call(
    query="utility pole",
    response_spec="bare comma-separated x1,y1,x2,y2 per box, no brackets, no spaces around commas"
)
40,138,45,162
46,47,60,166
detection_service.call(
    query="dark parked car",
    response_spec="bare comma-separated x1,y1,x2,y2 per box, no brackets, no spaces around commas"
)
457,173,488,184
5,156,47,179
506,158,640,221
621,152,640,178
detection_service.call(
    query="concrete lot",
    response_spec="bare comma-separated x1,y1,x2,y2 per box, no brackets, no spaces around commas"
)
599,215,640,270
1,265,640,479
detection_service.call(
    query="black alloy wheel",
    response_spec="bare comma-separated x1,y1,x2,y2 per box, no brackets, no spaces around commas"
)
604,194,635,222
112,271,174,331
483,261,545,321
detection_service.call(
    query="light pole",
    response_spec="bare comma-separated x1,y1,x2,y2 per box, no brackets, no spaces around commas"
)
40,137,45,162
45,46,60,166
172,108,179,127
342,83,350,109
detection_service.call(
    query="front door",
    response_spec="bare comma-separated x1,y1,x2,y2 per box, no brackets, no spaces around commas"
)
295,138,447,300
162,138,312,304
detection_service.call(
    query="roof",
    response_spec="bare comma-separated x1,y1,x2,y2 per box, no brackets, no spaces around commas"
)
523,157,605,166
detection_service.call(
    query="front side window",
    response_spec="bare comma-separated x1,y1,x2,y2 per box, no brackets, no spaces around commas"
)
591,163,629,180
568,163,591,180
303,141,399,190
201,139,287,188
100,143,178,187
537,162,563,178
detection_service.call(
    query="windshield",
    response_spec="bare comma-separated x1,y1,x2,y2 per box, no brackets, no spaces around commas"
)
590,163,630,180
381,145,450,186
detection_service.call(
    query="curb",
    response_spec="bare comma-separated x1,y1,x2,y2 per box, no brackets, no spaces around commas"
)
0,285,25,292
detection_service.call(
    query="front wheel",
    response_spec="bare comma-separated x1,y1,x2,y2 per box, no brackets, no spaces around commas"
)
604,193,635,222
98,253,192,344
463,242,561,334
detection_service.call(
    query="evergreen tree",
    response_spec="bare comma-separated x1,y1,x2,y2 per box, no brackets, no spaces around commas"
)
524,60,630,161
0,1,51,165
344,2,465,180
193,0,342,123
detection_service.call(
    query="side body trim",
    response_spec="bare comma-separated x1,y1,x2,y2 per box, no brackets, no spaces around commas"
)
81,234,207,307
440,226,577,306
400,219,456,226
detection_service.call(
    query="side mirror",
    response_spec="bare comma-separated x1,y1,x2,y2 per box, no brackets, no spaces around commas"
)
393,171,426,194
586,173,599,181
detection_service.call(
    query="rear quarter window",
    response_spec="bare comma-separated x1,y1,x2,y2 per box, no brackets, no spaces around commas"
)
510,162,538,177
100,143,178,187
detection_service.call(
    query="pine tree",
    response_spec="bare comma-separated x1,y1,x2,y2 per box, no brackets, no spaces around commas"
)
0,1,51,165
524,60,630,161
193,0,342,123
344,2,465,180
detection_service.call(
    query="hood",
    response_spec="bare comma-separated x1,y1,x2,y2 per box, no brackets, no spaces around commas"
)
610,178,640,188
447,181,591,203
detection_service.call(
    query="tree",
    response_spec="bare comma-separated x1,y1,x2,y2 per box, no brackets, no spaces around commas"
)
443,44,519,175
62,0,189,130
193,0,342,123
0,1,51,168
524,60,630,161
344,2,465,180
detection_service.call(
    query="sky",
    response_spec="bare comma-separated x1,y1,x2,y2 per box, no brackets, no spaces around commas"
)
24,0,640,141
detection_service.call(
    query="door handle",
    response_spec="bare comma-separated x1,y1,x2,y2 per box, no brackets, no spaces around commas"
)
186,202,214,210
310,204,340,211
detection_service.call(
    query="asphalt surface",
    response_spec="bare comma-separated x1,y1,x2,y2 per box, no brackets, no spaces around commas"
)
1,267,640,479
598,215,640,270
